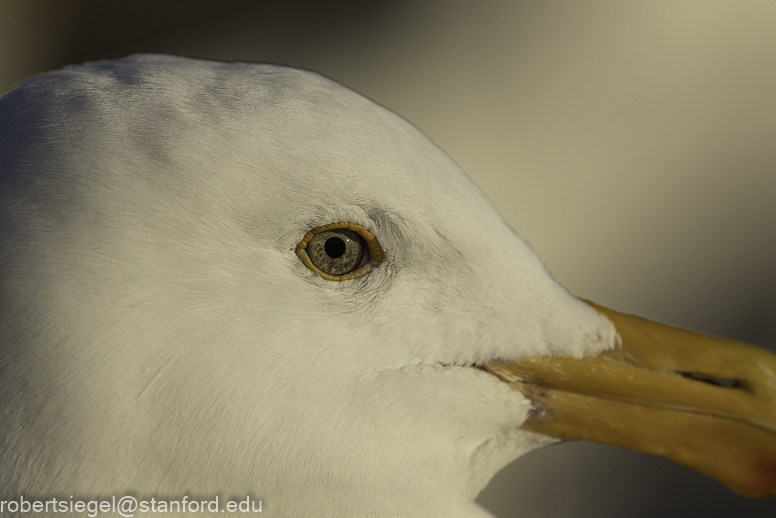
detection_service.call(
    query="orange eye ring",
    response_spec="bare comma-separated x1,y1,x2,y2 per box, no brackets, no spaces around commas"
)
296,222,384,281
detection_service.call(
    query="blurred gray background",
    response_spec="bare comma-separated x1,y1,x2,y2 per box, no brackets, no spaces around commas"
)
2,0,775,516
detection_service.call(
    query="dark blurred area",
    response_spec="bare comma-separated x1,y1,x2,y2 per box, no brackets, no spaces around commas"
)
1,0,405,93
2,1,775,517
65,0,396,66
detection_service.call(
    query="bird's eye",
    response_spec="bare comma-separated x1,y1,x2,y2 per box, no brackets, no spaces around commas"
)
308,229,364,275
296,222,384,281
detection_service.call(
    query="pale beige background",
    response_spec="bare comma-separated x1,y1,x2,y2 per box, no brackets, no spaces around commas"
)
2,1,775,516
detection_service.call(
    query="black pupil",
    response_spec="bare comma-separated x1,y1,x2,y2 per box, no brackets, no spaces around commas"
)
324,237,346,259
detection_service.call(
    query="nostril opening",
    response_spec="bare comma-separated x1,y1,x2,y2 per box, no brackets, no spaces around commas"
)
681,372,739,388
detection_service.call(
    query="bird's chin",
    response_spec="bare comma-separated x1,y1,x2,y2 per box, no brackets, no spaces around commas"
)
483,300,776,498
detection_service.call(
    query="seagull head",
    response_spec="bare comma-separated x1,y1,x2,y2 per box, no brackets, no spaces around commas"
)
1,55,774,517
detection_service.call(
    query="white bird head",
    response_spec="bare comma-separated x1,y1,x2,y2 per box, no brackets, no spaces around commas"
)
1,55,774,517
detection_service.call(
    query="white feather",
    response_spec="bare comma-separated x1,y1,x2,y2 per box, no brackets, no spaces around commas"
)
0,55,617,517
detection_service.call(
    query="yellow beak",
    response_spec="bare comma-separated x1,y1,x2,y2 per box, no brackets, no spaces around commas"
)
483,300,776,498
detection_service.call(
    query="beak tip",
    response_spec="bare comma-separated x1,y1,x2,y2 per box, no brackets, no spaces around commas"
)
738,460,776,498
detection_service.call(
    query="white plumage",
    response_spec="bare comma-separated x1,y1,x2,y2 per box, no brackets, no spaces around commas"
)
0,54,637,517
